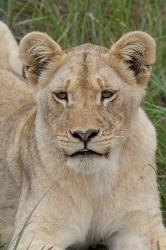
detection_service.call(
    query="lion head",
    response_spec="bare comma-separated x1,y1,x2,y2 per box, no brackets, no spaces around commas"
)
19,31,156,173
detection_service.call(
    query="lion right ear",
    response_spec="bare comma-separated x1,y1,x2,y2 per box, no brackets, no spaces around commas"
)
104,31,156,87
19,32,62,84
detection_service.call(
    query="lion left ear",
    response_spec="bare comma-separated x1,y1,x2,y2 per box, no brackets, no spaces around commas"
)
106,31,156,86
19,32,63,85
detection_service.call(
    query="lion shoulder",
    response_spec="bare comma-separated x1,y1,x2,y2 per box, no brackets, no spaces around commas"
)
0,69,34,120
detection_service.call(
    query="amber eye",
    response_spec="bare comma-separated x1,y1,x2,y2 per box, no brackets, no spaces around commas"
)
101,90,115,100
53,91,68,101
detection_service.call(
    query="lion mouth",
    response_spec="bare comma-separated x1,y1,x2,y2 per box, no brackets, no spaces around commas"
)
70,149,103,157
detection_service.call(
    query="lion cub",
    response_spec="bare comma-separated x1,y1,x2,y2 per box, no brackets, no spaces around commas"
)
0,21,166,250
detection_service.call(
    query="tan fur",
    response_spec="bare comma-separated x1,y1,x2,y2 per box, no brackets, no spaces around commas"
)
0,22,165,250
0,21,22,75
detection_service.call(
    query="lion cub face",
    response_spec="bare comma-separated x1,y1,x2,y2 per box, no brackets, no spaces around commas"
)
19,31,156,173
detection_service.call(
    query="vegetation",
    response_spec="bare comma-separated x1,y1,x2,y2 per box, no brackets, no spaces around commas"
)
0,0,165,249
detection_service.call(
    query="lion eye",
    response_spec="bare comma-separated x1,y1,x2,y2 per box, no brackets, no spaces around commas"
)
53,91,68,101
101,90,115,100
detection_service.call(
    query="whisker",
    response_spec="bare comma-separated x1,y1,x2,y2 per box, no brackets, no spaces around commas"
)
94,135,125,144
101,129,128,136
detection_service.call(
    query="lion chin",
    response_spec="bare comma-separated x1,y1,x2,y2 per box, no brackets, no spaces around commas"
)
66,148,120,174
66,154,109,173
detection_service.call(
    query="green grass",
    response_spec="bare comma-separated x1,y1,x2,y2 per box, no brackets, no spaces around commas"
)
0,0,165,249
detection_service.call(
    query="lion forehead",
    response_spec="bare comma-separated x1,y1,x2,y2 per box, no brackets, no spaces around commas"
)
49,46,123,91
64,43,109,54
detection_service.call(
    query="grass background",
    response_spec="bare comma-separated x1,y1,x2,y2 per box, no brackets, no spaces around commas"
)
0,0,165,248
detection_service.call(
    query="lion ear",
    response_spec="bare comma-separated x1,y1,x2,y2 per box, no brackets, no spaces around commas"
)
19,32,62,84
107,31,156,86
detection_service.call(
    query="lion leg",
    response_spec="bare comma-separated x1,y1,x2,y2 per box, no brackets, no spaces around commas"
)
0,21,22,75
9,240,62,250
9,227,72,250
107,211,166,250
153,228,166,250
9,197,78,250
9,241,62,250
108,230,147,250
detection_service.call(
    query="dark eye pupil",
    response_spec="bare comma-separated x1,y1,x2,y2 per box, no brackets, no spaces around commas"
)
102,90,113,99
54,92,68,100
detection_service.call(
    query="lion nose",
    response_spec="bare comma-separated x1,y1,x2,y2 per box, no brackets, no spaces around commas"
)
70,129,99,142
